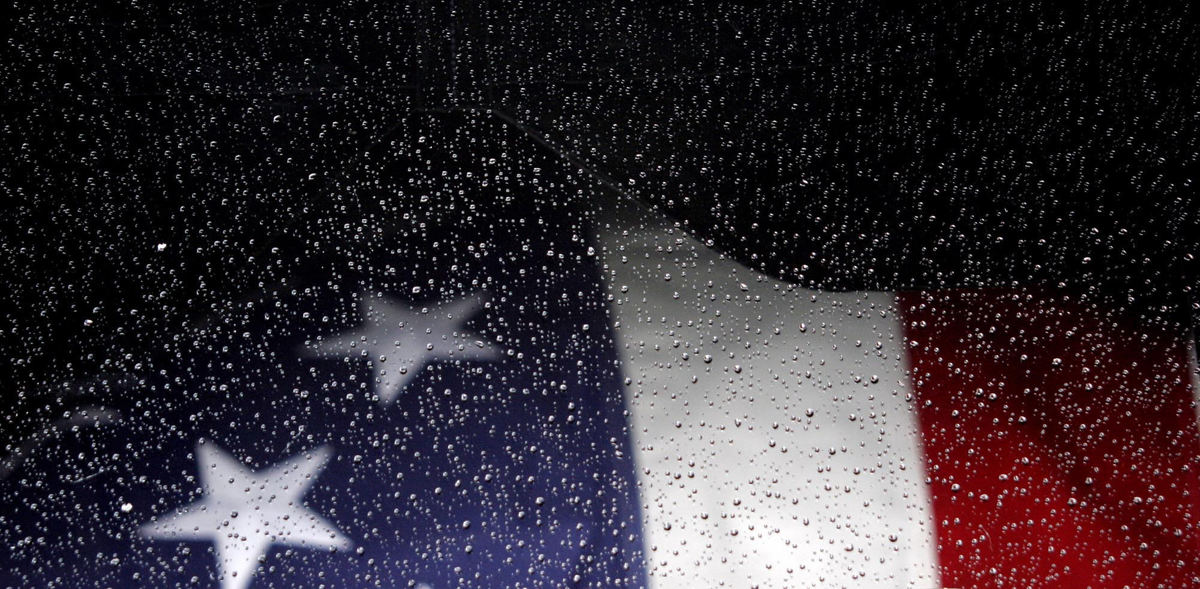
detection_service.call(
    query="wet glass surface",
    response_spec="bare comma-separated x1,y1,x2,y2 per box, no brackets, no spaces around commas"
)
3,3,1198,587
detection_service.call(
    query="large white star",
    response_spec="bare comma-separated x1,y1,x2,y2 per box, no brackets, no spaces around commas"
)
305,291,499,404
140,442,351,589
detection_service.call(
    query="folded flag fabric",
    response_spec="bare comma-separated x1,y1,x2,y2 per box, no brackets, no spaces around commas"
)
2,116,1197,589
596,198,1200,588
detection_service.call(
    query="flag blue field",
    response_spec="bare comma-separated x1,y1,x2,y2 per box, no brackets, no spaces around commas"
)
0,116,646,588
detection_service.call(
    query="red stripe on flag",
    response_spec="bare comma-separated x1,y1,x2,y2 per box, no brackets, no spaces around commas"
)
900,290,1200,588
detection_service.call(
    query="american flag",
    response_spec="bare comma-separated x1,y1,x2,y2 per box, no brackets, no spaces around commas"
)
4,114,1199,589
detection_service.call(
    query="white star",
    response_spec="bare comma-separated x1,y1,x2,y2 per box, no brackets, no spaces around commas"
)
306,291,499,404
140,442,351,589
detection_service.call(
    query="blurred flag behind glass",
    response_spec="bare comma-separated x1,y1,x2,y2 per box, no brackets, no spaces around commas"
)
3,2,1197,588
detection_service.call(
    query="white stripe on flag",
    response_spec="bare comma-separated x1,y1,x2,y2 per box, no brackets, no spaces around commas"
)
595,204,939,588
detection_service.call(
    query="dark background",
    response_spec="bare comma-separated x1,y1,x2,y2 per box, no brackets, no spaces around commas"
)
3,1,1197,414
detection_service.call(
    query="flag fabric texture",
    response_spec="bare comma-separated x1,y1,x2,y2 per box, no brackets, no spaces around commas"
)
0,131,648,588
3,124,1198,588
596,198,1200,588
